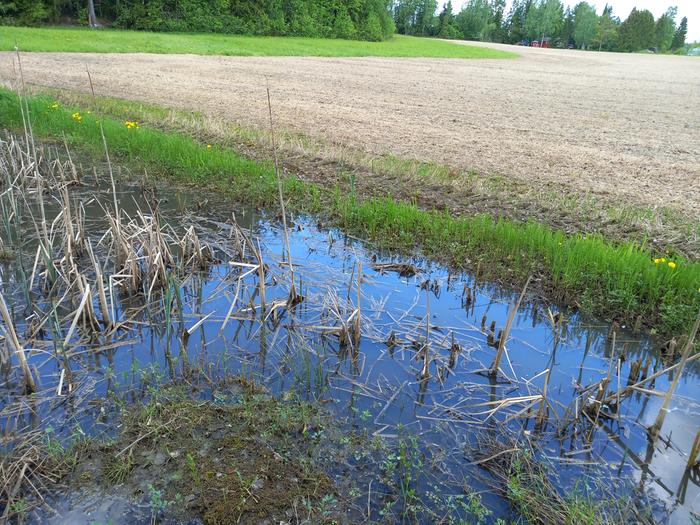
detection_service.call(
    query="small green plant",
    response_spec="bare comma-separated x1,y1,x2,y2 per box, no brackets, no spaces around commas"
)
186,452,201,487
147,484,169,525
106,453,133,485
379,435,425,521
9,498,29,520
317,494,338,517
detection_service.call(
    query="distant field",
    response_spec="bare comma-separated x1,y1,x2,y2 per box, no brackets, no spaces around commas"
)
0,37,697,257
0,26,515,58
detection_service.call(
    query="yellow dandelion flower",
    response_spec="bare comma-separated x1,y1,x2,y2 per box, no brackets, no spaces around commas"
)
71,112,82,123
206,144,212,150
49,102,60,110
668,261,677,269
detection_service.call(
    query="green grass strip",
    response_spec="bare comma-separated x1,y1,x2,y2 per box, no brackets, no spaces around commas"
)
0,88,697,335
0,26,515,59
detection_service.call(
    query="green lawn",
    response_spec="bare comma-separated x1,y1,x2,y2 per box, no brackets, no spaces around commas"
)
0,25,515,58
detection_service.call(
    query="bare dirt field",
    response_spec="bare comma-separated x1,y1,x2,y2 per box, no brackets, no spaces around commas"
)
1,43,699,252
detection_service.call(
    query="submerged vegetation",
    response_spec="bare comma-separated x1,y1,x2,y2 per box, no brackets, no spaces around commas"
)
0,88,697,336
470,435,654,525
80,384,344,524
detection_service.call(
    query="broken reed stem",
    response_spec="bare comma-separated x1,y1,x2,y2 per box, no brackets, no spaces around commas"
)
587,332,616,441
256,238,266,314
0,289,36,393
87,240,112,328
536,367,553,427
648,309,700,439
354,258,362,346
603,349,700,407
490,276,531,376
421,285,430,379
265,81,296,304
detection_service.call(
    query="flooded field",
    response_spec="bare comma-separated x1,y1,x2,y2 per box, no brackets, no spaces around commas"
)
0,133,699,524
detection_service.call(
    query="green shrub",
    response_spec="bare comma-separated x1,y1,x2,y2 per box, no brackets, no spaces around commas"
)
5,0,395,41
0,0,51,26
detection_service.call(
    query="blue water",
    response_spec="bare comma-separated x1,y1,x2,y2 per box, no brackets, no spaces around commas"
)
1,180,697,524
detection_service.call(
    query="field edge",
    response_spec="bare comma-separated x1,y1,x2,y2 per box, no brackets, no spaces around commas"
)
0,87,698,337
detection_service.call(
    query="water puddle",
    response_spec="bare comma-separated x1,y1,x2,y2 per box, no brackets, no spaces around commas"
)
0,136,698,524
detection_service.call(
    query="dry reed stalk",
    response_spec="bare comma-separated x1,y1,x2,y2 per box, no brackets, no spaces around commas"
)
232,221,266,313
266,82,298,305
421,285,430,378
354,258,362,346
536,368,552,427
85,67,115,199
181,226,212,270
59,185,78,260
76,273,100,331
490,276,531,377
585,332,617,440
648,309,700,438
89,245,112,328
0,289,36,392
255,239,266,314
61,133,80,183
604,351,700,407
688,429,700,469
13,46,37,161
63,284,92,347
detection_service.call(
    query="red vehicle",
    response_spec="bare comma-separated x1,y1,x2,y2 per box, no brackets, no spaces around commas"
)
531,37,551,48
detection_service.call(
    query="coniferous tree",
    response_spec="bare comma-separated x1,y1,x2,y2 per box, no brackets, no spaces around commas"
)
654,7,677,52
618,8,655,52
437,1,459,38
489,0,508,42
671,16,688,50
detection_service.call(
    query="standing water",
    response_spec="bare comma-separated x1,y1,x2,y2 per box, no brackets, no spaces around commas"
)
0,135,698,524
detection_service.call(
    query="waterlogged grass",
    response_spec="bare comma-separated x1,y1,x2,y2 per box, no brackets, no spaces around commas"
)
0,26,515,59
338,197,700,332
0,89,698,335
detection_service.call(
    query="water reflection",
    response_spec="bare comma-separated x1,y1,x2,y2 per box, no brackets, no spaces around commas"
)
0,176,697,523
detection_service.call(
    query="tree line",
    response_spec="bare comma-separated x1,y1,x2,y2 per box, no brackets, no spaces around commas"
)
394,1,689,52
0,0,396,41
0,0,690,51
